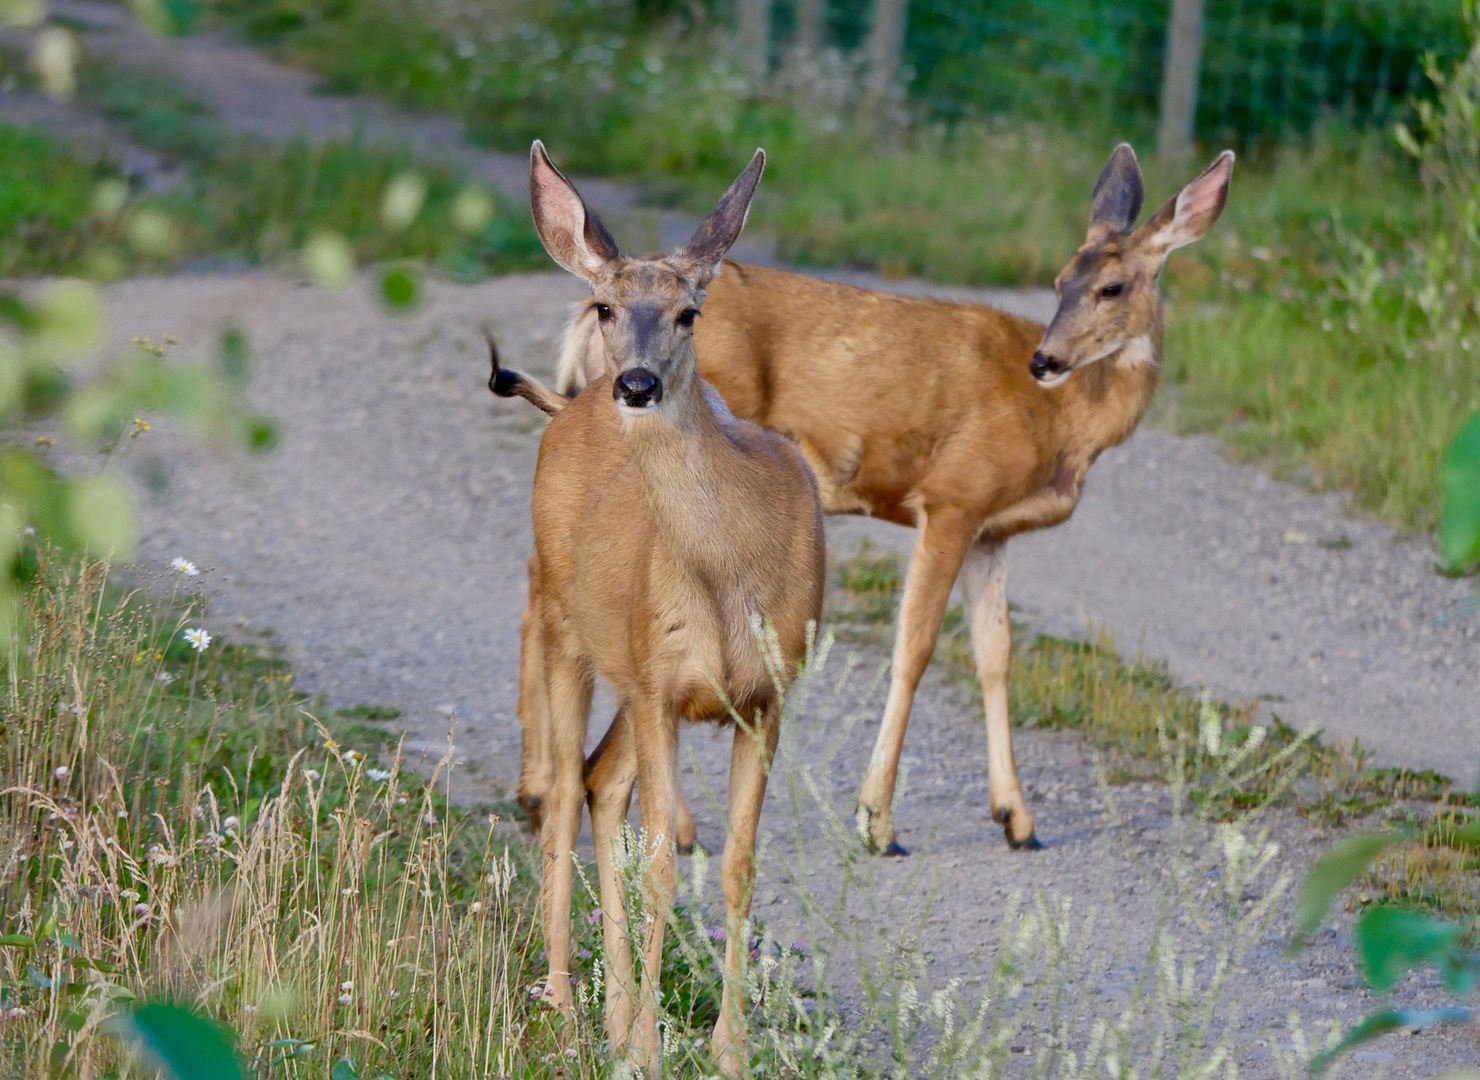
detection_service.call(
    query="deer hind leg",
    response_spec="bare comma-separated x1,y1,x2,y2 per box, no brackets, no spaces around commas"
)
961,541,1040,850
584,707,641,1057
538,641,593,1015
517,556,555,836
631,694,679,1077
712,702,781,1078
857,509,975,855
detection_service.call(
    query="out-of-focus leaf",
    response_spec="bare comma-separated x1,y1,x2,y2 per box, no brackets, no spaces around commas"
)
0,934,36,947
66,384,128,444
1439,410,1480,571
110,1001,244,1080
1290,831,1405,952
304,232,356,290
91,179,130,220
127,207,180,258
1308,1007,1474,1075
219,327,250,383
1356,906,1463,991
378,266,422,312
381,172,427,231
246,417,278,452
0,0,45,29
331,1057,359,1080
67,477,136,559
31,26,78,100
33,280,104,360
0,341,24,415
450,185,495,233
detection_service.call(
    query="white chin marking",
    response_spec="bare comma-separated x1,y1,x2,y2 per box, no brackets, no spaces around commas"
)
1034,371,1071,389
617,401,659,417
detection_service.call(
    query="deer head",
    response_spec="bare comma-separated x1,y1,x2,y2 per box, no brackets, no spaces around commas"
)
529,141,765,413
1029,144,1235,388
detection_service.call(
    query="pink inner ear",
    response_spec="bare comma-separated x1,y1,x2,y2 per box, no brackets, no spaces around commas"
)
533,167,585,242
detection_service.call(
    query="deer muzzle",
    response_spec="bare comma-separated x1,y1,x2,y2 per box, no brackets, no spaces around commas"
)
1029,351,1068,382
614,367,663,409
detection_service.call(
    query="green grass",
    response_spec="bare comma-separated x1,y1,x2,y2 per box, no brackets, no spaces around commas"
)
0,125,117,276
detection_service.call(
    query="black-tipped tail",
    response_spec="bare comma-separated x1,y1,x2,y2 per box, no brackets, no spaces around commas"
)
486,334,567,417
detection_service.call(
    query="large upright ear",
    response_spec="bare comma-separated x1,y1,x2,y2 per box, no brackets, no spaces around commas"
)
681,149,765,277
1088,143,1145,236
529,140,620,278
1137,150,1235,254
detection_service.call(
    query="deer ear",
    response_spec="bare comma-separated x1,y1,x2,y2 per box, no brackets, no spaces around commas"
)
1088,143,1145,234
681,149,765,277
1138,150,1235,254
529,140,620,279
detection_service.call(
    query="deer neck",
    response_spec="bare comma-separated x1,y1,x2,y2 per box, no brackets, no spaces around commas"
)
1056,318,1163,474
620,370,749,585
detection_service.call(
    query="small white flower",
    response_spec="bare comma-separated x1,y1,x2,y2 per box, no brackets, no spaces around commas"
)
60,840,74,850
366,768,392,782
343,750,363,765
171,557,200,577
222,816,239,832
157,671,177,685
182,627,211,653
54,765,69,779
469,901,483,914
338,993,352,1005
7,1006,25,1019
133,903,151,917
241,1004,257,1014
339,980,354,991
116,809,128,818
423,811,438,825
564,1048,578,1059
396,794,408,805
303,769,321,782
389,990,399,1000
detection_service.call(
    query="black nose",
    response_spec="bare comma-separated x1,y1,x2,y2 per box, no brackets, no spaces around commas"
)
1029,352,1065,381
614,367,663,408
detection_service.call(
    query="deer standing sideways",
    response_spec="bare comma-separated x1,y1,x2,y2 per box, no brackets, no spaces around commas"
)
530,144,1233,855
495,142,825,1077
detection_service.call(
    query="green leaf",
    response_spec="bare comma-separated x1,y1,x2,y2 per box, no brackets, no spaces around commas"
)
377,266,422,312
1289,831,1404,952
0,934,36,947
1439,410,1480,571
331,1057,359,1080
1308,1007,1473,1075
218,327,250,383
110,1001,244,1080
66,477,136,559
1356,906,1463,991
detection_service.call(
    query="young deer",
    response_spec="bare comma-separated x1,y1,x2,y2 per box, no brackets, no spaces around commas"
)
539,144,1233,855
495,142,824,1077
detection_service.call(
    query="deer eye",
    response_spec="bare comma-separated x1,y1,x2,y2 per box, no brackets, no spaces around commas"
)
1100,283,1125,299
676,308,699,329
594,302,613,321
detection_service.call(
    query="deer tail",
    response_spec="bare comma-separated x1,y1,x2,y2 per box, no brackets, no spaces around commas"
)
486,335,567,417
553,301,604,396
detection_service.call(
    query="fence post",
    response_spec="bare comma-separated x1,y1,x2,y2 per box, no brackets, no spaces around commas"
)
861,0,909,136
737,0,771,84
1157,0,1205,159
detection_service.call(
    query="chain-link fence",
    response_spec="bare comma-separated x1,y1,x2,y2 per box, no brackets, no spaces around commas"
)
753,0,1469,146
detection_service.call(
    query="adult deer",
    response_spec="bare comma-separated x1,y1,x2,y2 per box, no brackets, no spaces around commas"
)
495,142,824,1076
537,143,1233,855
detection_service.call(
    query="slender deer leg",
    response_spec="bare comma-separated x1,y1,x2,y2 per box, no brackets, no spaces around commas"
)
585,708,640,1056
517,557,554,835
539,641,592,1015
961,542,1040,849
631,694,678,1077
857,508,974,854
675,785,698,855
712,704,780,1077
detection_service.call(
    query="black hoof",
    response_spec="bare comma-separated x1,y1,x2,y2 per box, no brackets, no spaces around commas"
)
881,840,910,858
677,841,694,856
1008,832,1045,851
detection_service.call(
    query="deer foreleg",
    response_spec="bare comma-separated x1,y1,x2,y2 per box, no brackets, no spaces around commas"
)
538,643,592,1016
712,703,780,1077
961,542,1040,850
631,695,678,1077
585,709,640,1056
857,509,974,855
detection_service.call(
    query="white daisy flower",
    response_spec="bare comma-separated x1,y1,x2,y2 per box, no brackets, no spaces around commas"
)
182,628,211,653
338,993,352,1005
171,558,200,577
54,766,69,779
339,980,354,991
222,816,239,832
157,671,177,685
303,769,321,782
343,750,363,765
366,768,392,782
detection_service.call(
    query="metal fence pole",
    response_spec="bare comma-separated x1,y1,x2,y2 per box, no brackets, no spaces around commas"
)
737,0,771,85
861,0,909,135
1157,0,1205,158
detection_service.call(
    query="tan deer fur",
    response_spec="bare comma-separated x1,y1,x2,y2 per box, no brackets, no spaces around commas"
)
530,144,1233,854
498,142,825,1077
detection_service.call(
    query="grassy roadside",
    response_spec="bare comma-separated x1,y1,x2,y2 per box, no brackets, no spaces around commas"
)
0,51,544,280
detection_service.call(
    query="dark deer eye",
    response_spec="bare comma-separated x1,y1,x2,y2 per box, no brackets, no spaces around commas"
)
1100,283,1125,299
594,302,613,321
676,308,699,329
